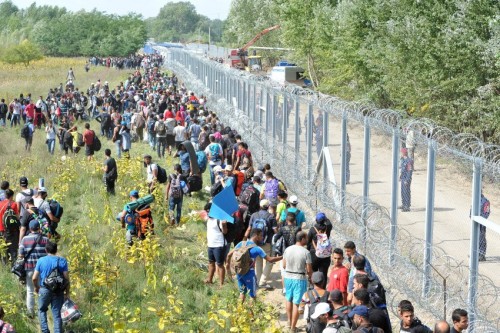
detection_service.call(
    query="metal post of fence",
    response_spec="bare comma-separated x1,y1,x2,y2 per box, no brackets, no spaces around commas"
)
282,94,288,146
322,110,329,178
468,158,482,331
307,103,313,176
390,128,400,265
247,81,251,117
295,99,300,153
265,90,270,132
362,117,371,249
423,139,437,298
340,111,348,218
272,94,277,139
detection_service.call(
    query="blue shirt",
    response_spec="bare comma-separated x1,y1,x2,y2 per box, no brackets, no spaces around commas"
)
347,252,377,292
179,151,190,171
234,240,267,278
35,255,69,288
280,207,306,227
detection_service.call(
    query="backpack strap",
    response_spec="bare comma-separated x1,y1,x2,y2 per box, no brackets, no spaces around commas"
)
320,290,330,302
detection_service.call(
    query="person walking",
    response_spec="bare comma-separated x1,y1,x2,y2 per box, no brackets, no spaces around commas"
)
32,241,70,333
166,164,185,225
204,202,228,287
83,123,95,161
18,220,49,318
103,149,118,195
283,231,312,332
478,193,490,261
23,117,35,151
0,189,20,264
45,120,57,155
400,148,413,212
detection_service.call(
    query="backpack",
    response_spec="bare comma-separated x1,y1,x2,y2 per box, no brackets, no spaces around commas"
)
306,289,330,333
481,196,490,219
21,124,30,138
332,306,353,331
2,201,20,231
187,175,203,193
155,165,168,184
77,133,85,147
210,181,224,197
169,174,182,199
218,216,243,244
272,233,285,256
43,257,68,293
31,210,51,236
209,143,221,162
92,131,101,151
232,241,256,276
19,190,34,215
147,120,156,134
241,151,251,168
251,216,268,245
135,206,153,239
63,130,73,146
367,276,387,308
199,132,209,150
156,121,167,136
315,232,332,258
196,151,208,173
238,184,259,209
233,170,245,196
48,199,63,219
264,178,279,200
135,113,145,129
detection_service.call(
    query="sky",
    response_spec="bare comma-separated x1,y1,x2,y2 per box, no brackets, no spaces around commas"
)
10,0,232,20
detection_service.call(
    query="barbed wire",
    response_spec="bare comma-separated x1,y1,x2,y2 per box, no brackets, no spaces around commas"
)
162,48,500,332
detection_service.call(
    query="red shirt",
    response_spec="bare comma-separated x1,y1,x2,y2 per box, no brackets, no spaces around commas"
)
25,103,35,119
0,200,19,232
83,129,95,146
327,266,349,293
164,110,175,119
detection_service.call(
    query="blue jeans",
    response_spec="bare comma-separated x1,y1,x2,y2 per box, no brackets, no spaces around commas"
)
148,133,156,149
115,140,121,158
157,137,166,158
169,196,183,224
47,139,55,155
10,114,20,127
38,287,64,333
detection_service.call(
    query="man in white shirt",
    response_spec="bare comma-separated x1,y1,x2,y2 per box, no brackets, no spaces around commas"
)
203,202,227,287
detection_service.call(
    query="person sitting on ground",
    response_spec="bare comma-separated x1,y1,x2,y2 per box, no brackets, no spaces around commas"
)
226,228,282,303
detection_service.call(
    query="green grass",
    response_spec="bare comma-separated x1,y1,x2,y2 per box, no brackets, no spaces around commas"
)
0,58,280,333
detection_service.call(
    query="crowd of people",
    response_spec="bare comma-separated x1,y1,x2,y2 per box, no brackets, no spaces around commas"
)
0,52,475,333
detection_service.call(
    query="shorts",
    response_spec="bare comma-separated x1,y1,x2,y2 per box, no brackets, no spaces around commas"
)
86,145,94,156
237,270,257,298
166,134,175,147
284,278,308,305
208,246,227,266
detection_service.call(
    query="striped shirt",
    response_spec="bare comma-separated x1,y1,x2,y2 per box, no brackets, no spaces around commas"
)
18,233,49,271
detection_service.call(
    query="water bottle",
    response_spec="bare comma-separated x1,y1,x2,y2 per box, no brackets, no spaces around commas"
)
39,178,45,188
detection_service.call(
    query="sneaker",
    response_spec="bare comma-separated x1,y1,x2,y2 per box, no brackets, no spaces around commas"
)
282,288,286,295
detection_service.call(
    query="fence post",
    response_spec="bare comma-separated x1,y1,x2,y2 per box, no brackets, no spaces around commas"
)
247,81,251,117
468,158,482,332
340,111,348,218
362,117,371,251
390,128,400,265
423,139,437,298
322,110,329,178
272,94,277,139
307,103,313,177
295,99,300,153
282,94,288,146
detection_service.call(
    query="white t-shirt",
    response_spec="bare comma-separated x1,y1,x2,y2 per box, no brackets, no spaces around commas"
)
173,125,186,142
283,244,311,280
46,126,56,140
147,164,158,183
206,218,225,248
15,188,36,217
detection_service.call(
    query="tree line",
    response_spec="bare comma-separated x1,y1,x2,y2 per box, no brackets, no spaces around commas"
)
223,0,500,144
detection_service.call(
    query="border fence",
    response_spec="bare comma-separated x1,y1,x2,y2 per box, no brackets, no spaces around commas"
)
160,46,500,332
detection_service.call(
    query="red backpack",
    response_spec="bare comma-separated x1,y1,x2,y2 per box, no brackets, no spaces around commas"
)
233,170,245,196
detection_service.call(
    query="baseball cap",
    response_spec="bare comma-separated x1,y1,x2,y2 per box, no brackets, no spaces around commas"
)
329,289,343,303
38,187,47,193
29,219,40,231
348,305,370,318
20,177,28,187
129,190,139,198
213,165,223,173
224,165,233,172
289,195,298,204
260,199,270,208
311,271,324,284
316,212,326,222
254,170,264,179
310,302,331,319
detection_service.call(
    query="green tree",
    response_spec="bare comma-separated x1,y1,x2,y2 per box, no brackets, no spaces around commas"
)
1,39,43,66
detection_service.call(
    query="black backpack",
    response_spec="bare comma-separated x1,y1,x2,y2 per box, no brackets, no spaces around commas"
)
367,276,387,308
2,201,20,231
43,257,68,293
332,305,353,330
21,124,30,138
306,289,330,333
156,165,168,184
238,185,260,213
218,216,243,244
210,181,224,197
92,131,101,151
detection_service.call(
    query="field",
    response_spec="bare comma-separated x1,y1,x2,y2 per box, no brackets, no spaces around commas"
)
0,58,280,332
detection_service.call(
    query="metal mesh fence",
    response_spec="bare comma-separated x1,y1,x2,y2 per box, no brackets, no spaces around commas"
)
161,47,500,332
